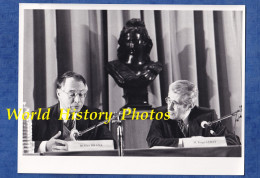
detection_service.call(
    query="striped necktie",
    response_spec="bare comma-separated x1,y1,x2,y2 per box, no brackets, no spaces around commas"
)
64,114,74,131
178,120,187,137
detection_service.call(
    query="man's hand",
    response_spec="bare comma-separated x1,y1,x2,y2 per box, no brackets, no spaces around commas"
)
70,129,79,141
46,131,68,152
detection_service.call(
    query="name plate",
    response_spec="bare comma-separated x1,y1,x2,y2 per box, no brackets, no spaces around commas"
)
67,140,114,151
182,136,227,148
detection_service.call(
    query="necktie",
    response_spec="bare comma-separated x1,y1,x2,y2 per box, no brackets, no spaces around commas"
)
178,120,187,137
65,115,74,131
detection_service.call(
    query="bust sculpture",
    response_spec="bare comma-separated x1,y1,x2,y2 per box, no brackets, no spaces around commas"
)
106,18,162,109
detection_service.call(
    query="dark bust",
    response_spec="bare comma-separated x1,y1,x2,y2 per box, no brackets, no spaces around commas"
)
106,19,162,109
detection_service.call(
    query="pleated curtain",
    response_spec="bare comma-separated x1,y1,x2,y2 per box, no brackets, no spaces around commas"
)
23,9,243,136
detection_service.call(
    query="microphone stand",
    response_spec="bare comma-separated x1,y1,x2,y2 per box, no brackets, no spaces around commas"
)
205,105,242,127
70,109,128,156
70,110,124,151
112,113,124,157
71,110,123,137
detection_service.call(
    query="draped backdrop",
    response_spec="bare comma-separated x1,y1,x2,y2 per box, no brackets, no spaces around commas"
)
23,9,243,137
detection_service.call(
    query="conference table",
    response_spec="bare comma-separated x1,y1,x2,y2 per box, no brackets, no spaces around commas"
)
38,145,241,157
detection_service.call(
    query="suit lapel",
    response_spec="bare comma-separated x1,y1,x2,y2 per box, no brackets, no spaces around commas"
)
49,103,63,139
188,106,203,136
77,106,91,131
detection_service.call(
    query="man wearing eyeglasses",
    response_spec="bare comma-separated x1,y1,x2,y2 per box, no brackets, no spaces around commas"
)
146,80,240,147
32,71,113,153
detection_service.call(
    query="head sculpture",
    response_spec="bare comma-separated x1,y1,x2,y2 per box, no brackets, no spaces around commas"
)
117,18,153,67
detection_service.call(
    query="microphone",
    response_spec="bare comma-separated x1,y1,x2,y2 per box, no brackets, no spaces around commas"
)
201,121,216,136
201,121,210,128
78,108,130,136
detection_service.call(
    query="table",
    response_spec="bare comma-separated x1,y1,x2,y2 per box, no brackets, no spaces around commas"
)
40,145,241,157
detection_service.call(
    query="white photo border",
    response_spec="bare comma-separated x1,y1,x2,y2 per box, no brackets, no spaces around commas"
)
18,3,245,175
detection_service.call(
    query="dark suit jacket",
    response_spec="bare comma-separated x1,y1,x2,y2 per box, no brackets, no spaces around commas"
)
146,106,241,147
32,103,113,152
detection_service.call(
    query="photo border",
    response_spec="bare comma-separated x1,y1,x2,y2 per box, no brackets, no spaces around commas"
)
18,3,245,175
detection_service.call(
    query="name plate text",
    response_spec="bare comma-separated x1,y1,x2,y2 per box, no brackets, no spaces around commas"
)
182,136,227,148
67,140,114,151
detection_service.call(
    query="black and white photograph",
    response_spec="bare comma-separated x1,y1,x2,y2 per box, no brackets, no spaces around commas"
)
18,4,244,175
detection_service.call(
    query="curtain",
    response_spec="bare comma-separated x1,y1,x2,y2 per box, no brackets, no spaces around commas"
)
23,9,243,138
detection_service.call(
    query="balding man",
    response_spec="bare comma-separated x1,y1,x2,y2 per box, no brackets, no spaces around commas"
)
33,71,113,152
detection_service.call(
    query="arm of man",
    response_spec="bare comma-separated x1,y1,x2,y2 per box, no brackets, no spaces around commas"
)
146,120,179,148
32,115,44,152
32,105,68,152
33,118,68,153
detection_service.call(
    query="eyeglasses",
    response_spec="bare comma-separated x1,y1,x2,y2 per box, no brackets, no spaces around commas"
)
165,97,182,106
61,89,87,99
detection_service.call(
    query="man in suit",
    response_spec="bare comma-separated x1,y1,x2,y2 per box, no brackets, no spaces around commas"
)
32,71,113,152
146,80,240,147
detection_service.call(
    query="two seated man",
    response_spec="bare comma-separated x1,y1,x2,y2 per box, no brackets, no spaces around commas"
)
32,71,240,153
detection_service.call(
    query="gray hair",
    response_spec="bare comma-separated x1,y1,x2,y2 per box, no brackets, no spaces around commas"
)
168,80,198,107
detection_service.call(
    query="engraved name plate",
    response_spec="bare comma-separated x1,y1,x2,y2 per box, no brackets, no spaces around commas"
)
182,136,227,148
67,140,114,151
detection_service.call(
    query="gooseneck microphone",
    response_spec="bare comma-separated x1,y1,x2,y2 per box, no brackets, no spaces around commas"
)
200,105,242,129
78,109,124,136
70,108,132,140
200,121,217,135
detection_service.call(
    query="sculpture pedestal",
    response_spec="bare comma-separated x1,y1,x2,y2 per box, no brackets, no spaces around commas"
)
111,110,153,149
122,87,152,110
